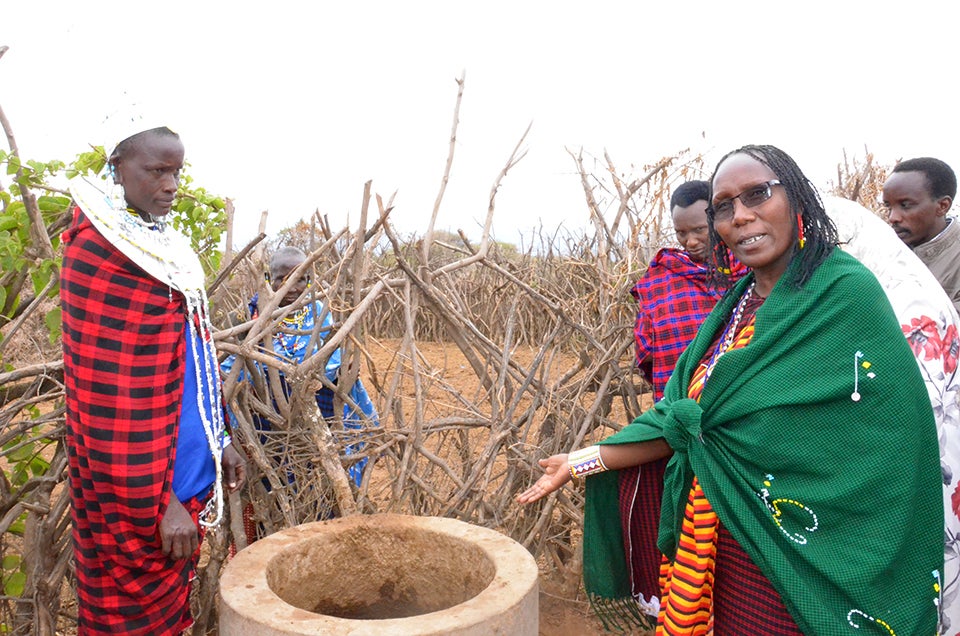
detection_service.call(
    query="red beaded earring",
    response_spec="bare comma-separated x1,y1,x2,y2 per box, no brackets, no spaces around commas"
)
797,214,806,249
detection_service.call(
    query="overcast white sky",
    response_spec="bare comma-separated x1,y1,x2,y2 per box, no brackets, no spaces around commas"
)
3,1,958,248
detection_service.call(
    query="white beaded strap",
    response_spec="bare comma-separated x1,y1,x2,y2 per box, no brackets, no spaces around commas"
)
186,292,226,529
568,445,608,479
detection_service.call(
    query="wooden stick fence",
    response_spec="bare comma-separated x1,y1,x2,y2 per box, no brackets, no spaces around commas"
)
0,70,889,634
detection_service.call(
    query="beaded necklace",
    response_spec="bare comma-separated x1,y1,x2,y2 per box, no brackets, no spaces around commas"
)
702,281,757,385
69,177,226,528
273,305,312,360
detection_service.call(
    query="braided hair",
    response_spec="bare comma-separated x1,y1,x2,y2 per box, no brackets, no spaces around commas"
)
708,144,838,290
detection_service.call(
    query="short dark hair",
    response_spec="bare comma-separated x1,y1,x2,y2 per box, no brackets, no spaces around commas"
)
269,246,307,281
707,144,838,290
670,180,710,210
109,126,180,166
891,157,957,201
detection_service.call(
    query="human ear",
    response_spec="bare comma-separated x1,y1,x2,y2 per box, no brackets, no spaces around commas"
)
937,196,953,217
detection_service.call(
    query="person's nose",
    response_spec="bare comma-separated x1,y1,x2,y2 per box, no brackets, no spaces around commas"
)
886,207,902,225
730,198,756,226
160,172,178,193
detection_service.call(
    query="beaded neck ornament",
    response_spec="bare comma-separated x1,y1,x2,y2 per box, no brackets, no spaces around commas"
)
702,281,757,384
69,176,227,528
273,305,313,359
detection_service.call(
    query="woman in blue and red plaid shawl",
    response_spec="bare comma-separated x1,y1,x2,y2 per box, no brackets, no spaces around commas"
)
624,180,746,617
61,125,245,635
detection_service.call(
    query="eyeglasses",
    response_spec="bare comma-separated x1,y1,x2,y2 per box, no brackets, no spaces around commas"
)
708,180,782,222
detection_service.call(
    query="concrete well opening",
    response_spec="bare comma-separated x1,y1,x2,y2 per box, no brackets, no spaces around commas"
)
266,522,496,619
219,513,539,635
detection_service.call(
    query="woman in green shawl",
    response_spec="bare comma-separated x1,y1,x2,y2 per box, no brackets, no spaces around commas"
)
518,145,944,635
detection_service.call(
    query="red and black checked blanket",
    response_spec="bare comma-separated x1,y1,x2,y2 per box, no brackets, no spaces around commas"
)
61,206,202,635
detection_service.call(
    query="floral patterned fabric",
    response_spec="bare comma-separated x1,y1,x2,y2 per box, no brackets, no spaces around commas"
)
827,195,960,632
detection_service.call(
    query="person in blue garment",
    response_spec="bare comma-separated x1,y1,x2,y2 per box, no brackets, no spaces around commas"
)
223,246,378,498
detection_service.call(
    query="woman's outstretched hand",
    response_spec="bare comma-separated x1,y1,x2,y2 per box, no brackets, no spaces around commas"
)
516,454,571,504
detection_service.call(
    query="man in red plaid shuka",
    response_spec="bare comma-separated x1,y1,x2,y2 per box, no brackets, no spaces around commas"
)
61,124,244,635
619,181,746,618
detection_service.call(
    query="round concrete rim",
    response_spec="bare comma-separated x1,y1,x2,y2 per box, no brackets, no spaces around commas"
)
219,513,539,635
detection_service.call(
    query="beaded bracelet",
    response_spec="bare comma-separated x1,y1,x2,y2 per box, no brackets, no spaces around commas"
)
568,445,608,479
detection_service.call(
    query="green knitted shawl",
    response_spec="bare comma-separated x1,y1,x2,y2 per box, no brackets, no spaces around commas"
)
584,249,943,634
